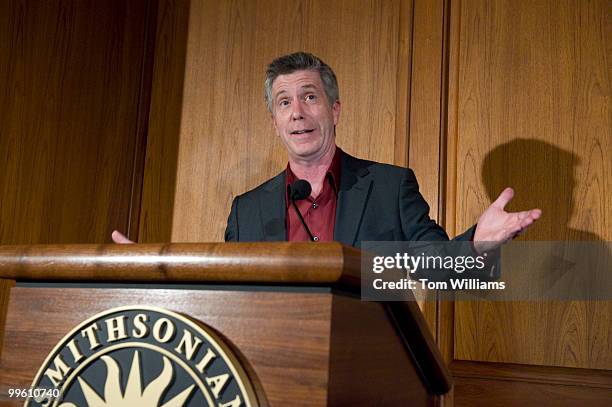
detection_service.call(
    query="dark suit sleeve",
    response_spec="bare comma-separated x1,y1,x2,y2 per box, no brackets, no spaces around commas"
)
399,168,450,241
224,196,239,242
454,225,477,241
397,170,500,281
399,168,479,241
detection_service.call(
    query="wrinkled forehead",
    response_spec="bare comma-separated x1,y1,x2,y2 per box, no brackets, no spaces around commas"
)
272,70,325,96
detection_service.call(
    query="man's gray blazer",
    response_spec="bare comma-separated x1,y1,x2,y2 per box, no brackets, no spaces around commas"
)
224,151,474,247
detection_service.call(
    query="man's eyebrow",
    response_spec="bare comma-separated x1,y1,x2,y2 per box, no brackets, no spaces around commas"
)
273,84,319,99
273,89,288,99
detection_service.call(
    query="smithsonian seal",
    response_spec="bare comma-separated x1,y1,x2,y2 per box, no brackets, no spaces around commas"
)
26,306,261,407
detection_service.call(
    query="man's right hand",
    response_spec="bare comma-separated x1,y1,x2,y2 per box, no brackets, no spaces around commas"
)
111,230,134,244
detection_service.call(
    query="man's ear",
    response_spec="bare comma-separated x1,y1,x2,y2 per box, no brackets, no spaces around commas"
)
271,112,278,132
332,100,341,126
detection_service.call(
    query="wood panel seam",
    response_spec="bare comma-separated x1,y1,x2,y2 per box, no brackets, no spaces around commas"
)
395,0,415,167
453,373,612,390
128,0,159,241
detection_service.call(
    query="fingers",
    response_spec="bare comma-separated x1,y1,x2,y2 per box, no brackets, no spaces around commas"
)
111,230,135,244
510,209,542,238
519,209,541,227
492,187,514,209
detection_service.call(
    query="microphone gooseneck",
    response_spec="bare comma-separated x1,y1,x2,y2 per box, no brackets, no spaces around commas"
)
288,180,316,241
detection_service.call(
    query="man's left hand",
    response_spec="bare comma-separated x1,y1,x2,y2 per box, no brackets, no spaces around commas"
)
473,187,541,253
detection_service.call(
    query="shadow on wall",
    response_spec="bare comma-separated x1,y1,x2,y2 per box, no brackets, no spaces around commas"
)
481,138,601,242
479,139,610,300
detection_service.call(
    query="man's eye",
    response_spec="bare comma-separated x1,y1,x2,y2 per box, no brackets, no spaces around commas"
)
306,94,317,101
279,100,289,107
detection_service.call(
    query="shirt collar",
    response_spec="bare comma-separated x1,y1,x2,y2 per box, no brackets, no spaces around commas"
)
285,147,342,204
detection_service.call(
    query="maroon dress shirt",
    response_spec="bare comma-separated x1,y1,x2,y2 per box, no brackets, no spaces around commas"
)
285,149,342,241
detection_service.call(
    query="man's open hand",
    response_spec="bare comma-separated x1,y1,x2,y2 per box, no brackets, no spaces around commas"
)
111,230,134,244
473,187,541,252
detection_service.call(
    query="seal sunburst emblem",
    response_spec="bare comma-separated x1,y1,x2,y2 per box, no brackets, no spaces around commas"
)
27,306,262,407
58,352,194,407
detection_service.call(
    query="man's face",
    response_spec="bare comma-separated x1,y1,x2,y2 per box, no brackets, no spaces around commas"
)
270,70,341,163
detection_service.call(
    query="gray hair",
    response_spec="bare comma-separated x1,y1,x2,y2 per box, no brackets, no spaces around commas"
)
264,52,339,112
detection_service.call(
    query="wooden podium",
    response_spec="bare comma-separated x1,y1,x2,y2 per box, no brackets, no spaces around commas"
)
0,242,451,406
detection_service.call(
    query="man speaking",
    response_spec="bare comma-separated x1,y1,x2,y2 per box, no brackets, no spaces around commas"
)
222,52,541,250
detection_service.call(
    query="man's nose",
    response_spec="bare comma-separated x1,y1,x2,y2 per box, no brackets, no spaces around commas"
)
291,101,304,120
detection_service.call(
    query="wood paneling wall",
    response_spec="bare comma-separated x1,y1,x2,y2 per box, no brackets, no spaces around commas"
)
138,0,190,243
443,0,612,403
449,0,611,368
0,0,156,244
143,0,412,243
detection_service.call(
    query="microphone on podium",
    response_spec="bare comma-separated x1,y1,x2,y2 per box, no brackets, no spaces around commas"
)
288,180,316,241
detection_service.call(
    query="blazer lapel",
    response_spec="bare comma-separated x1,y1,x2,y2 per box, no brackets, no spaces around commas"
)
334,153,373,246
259,172,287,241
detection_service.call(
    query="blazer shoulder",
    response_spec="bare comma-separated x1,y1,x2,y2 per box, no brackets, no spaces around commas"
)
234,171,285,201
341,151,415,182
225,170,286,242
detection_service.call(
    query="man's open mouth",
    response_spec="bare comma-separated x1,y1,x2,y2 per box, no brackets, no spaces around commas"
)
290,129,314,135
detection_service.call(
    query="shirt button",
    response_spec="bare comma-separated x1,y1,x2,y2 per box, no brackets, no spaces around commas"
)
313,236,319,241
312,203,318,209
